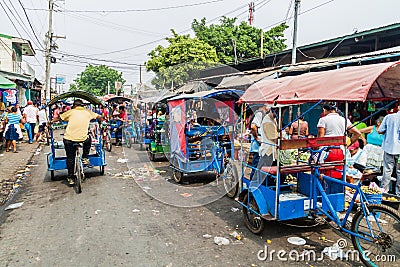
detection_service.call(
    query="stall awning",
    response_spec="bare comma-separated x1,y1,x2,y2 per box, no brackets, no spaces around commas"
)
0,74,16,89
240,61,400,104
169,89,243,101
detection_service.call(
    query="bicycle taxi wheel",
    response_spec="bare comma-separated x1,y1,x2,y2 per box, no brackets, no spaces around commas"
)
351,204,400,267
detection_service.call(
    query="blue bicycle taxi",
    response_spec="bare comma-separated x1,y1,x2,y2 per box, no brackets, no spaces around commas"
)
167,89,242,195
47,91,107,180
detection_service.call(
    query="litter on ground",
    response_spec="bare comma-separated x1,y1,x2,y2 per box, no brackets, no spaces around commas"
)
5,202,24,210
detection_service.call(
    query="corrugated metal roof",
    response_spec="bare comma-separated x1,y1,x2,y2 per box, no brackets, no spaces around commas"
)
216,70,277,88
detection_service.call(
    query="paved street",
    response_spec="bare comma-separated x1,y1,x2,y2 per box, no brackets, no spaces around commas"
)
0,142,361,267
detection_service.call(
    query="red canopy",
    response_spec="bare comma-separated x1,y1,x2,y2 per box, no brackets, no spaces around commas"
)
240,61,400,104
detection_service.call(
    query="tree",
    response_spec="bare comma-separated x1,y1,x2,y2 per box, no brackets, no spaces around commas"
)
192,17,288,64
146,30,219,89
72,64,126,96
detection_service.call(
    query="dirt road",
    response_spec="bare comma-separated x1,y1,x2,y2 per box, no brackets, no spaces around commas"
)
0,144,357,267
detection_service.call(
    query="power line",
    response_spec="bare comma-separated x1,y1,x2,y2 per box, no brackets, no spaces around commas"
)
3,0,42,49
53,51,143,66
0,1,45,71
83,1,261,57
17,0,45,50
262,0,335,30
26,0,225,13
64,12,165,37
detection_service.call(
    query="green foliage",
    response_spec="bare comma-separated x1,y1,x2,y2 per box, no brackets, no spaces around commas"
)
146,30,219,89
69,83,78,91
73,65,126,96
192,17,288,64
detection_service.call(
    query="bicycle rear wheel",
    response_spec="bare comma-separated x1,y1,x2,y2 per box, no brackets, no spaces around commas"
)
351,204,400,267
104,132,112,152
74,153,83,194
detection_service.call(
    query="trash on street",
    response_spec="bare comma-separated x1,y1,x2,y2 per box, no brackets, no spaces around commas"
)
5,202,24,210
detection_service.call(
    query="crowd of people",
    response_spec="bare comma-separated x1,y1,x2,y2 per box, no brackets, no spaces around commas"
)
0,101,48,152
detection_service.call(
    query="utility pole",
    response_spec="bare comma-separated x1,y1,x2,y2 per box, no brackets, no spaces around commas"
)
139,64,142,85
44,0,53,103
260,31,264,58
107,81,110,95
291,0,300,65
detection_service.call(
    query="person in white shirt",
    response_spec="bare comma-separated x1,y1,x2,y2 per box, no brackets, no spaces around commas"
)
35,106,48,142
317,103,361,179
23,101,38,144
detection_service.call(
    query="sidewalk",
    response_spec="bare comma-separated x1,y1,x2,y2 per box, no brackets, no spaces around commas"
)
0,135,41,205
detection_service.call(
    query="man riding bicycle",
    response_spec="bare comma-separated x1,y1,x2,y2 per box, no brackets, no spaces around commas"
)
53,99,102,185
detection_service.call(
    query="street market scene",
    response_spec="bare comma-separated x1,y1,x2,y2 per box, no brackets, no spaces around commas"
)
0,1,399,266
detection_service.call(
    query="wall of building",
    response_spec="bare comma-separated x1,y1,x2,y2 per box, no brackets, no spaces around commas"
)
0,36,14,73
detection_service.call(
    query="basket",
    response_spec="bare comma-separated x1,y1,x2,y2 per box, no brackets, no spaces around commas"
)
382,193,400,210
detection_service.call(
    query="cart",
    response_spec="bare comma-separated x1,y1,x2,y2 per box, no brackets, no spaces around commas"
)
46,91,107,181
167,89,242,193
136,96,158,150
106,96,136,148
237,62,400,267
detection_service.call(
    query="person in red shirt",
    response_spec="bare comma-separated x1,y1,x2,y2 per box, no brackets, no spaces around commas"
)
115,106,127,145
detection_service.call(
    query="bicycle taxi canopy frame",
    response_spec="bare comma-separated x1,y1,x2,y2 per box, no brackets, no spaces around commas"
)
47,90,106,107
167,89,243,175
238,61,400,221
46,90,107,179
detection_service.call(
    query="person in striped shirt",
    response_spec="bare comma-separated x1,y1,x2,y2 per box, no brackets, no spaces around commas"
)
4,106,23,152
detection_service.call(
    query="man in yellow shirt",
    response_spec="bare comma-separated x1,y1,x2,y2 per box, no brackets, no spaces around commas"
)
54,99,101,185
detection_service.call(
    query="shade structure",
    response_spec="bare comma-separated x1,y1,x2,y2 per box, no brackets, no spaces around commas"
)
47,90,105,107
0,74,16,89
240,61,400,104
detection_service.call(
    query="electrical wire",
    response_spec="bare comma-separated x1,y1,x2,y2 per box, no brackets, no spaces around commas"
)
82,0,262,57
17,0,44,50
54,51,143,66
0,1,44,71
25,0,226,13
64,12,165,37
263,0,335,30
3,0,42,50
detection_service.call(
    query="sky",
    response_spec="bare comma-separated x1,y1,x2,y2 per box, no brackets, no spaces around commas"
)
1,0,399,90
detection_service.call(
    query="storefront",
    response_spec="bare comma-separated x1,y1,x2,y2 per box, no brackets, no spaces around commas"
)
0,74,17,110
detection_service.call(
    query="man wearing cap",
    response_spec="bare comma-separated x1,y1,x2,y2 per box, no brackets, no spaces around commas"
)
23,100,38,144
378,105,400,196
53,99,102,185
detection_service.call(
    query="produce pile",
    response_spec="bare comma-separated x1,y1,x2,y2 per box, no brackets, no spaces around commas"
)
360,185,382,195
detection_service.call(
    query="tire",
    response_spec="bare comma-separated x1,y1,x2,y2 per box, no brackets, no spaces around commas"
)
100,165,105,175
124,132,132,148
149,151,156,162
222,160,239,199
351,204,400,267
50,170,55,181
172,158,184,184
45,130,50,146
243,193,265,234
74,154,83,194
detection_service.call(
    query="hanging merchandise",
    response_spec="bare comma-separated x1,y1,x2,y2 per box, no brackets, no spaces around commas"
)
2,89,17,105
367,101,376,112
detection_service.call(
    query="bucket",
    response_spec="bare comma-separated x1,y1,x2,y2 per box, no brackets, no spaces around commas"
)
365,193,382,204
